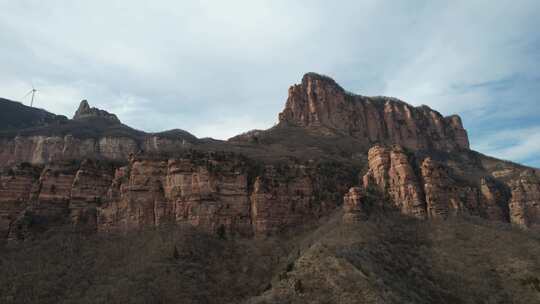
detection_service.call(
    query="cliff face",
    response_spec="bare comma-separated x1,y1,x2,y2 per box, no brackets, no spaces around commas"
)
508,170,540,228
2,73,540,240
97,158,254,235
0,164,40,238
0,135,137,164
0,154,355,239
362,145,427,218
250,164,344,235
342,187,368,223
0,100,196,165
344,145,540,229
279,73,469,151
99,157,353,237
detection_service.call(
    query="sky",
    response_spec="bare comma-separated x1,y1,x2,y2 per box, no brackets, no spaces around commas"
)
0,0,539,168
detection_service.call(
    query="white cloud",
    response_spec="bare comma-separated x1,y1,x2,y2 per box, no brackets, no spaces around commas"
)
473,127,540,167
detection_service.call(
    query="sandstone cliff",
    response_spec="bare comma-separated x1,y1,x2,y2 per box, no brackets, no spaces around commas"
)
344,145,540,229
508,170,540,228
279,73,469,151
0,153,356,239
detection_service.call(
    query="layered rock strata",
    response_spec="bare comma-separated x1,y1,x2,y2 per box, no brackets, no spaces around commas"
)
344,145,538,229
508,170,540,228
279,73,469,151
342,187,368,223
0,155,354,239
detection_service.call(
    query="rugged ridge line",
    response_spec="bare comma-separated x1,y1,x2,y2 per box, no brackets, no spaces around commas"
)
279,73,469,151
0,100,197,165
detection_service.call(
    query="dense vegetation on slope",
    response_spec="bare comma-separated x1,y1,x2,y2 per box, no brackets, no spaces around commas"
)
1,213,539,304
251,214,540,304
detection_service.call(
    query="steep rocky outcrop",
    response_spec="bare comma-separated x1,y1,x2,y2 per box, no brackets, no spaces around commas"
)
362,145,426,218
342,187,368,223
344,145,538,229
250,164,340,235
0,154,354,239
98,157,251,234
420,157,476,219
509,170,540,228
73,99,120,123
0,164,40,238
99,158,352,237
69,159,115,230
279,73,469,151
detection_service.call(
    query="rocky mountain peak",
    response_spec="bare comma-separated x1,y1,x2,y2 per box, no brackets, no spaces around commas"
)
301,72,345,91
279,73,469,151
73,99,120,123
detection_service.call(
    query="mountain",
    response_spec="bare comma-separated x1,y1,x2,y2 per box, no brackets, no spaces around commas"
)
278,73,469,151
0,99,198,164
0,97,67,130
0,73,539,303
1,73,539,237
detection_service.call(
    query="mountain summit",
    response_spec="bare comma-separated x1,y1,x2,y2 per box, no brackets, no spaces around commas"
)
73,99,120,123
279,73,469,151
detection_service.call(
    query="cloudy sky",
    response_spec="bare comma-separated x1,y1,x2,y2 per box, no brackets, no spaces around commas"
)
1,0,539,167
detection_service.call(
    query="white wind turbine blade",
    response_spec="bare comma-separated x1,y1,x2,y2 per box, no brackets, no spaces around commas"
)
21,89,34,100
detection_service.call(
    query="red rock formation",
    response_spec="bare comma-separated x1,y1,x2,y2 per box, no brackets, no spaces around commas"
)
250,165,323,235
3,74,540,241
362,145,426,218
97,156,348,238
420,157,467,219
355,145,523,225
70,160,114,230
98,159,169,232
165,158,251,236
508,170,540,228
478,177,509,222
279,73,469,151
343,187,368,223
0,164,40,237
35,162,77,218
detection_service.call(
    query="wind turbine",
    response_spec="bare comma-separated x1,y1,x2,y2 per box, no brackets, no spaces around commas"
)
22,85,38,107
